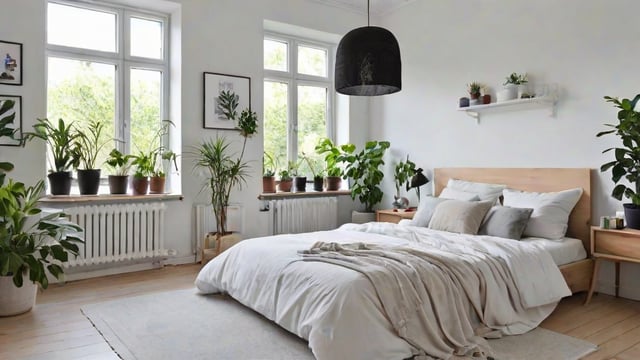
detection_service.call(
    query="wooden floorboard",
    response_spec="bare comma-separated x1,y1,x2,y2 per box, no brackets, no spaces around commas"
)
0,263,639,359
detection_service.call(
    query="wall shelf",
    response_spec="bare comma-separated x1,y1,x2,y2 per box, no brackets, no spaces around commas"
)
457,95,557,124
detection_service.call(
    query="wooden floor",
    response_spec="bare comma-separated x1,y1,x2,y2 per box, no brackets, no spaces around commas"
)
0,264,639,360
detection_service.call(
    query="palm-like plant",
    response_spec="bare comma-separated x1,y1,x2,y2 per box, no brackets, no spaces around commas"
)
70,119,110,170
192,90,258,237
25,118,77,172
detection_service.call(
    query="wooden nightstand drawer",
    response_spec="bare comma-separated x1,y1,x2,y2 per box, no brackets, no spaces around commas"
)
376,209,415,224
594,230,640,258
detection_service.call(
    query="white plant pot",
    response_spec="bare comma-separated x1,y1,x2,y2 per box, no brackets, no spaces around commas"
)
351,210,376,224
0,276,37,317
496,86,517,102
517,84,528,98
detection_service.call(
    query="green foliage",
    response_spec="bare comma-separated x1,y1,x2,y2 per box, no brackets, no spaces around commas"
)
278,169,292,181
503,72,528,86
105,149,133,176
338,140,391,212
23,118,78,173
315,138,343,178
70,119,110,169
191,90,258,236
263,152,276,177
598,95,640,205
394,156,417,196
0,100,18,184
130,151,154,178
132,120,178,178
467,82,482,95
300,152,324,180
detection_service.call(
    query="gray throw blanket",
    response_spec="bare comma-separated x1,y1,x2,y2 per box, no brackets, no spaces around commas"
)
301,241,500,360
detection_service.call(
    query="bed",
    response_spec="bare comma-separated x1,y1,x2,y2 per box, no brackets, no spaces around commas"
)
196,168,594,360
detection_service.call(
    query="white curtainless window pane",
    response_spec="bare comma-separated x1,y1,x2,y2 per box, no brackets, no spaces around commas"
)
297,85,327,177
130,68,162,155
130,17,163,59
47,2,116,52
264,80,288,172
297,45,327,77
47,57,116,169
264,39,288,72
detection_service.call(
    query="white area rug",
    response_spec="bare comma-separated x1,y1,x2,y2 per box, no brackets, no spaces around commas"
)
81,288,597,360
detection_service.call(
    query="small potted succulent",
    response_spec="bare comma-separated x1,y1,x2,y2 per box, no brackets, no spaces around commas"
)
467,81,482,105
499,72,528,101
278,169,293,192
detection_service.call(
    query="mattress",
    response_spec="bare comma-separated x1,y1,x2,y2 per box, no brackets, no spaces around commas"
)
520,237,587,266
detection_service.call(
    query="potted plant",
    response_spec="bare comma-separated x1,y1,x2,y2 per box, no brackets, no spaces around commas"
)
191,90,258,255
467,81,482,105
0,114,84,316
499,72,528,101
290,160,307,192
148,120,178,194
338,140,391,223
598,94,640,229
70,119,110,195
23,118,77,195
130,151,153,195
278,168,293,192
262,151,276,193
393,155,416,209
105,148,132,195
301,152,324,192
315,138,343,191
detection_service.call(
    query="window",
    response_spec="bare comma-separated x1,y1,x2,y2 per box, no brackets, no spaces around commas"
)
263,34,334,178
46,0,169,172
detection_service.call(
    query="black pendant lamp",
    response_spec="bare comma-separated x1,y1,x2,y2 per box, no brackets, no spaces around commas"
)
335,0,401,96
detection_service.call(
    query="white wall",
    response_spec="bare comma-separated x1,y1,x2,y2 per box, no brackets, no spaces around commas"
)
372,0,640,299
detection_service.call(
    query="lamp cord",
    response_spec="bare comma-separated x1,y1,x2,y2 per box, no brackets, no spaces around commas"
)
367,0,370,26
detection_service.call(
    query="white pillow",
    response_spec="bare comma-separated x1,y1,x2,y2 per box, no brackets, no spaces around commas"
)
411,196,450,227
439,187,480,201
447,179,507,204
502,188,583,240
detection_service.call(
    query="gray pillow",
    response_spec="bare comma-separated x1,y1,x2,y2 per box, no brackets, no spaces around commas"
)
478,206,534,240
411,196,450,227
428,200,493,235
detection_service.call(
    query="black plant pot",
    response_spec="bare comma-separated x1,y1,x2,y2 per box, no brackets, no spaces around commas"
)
47,171,72,195
108,175,129,194
77,169,101,195
294,176,307,192
624,203,640,230
313,177,323,192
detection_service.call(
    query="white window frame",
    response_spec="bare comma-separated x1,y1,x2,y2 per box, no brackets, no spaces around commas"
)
263,32,335,166
46,0,170,157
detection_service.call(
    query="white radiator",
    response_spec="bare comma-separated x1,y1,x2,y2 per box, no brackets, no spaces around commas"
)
270,197,338,235
63,203,167,267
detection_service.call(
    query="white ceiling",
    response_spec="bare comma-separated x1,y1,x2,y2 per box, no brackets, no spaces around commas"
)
311,0,416,16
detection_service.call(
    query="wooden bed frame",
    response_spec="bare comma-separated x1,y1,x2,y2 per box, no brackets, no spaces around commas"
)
434,168,594,293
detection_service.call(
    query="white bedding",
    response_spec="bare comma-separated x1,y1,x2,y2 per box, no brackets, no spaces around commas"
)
196,223,571,360
520,236,587,266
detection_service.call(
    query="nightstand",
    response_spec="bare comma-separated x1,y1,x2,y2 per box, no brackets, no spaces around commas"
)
585,226,640,304
376,209,415,224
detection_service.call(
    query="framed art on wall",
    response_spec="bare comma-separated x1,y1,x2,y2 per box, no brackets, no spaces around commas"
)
0,95,22,146
203,72,251,130
0,41,23,86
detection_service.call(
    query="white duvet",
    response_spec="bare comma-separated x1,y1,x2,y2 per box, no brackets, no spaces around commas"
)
195,222,571,360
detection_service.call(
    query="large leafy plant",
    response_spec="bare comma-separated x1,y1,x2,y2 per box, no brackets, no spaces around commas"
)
598,95,640,205
24,118,78,172
192,90,258,237
394,156,416,197
0,107,83,288
70,119,110,169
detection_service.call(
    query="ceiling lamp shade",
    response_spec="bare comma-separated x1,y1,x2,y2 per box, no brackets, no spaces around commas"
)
335,3,401,96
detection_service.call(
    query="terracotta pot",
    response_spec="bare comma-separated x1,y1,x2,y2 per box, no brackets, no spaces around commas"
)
325,176,342,191
262,176,276,193
0,276,37,317
482,94,491,104
278,179,293,192
149,176,166,194
47,171,72,195
132,176,149,195
108,175,129,194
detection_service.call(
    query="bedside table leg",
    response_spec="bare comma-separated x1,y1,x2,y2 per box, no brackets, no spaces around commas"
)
585,258,601,305
615,261,620,298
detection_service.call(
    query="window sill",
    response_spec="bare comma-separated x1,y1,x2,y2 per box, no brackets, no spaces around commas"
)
38,193,184,205
258,190,351,200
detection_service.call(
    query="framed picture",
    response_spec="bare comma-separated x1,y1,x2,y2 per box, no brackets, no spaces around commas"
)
0,95,22,146
0,41,22,86
203,72,251,130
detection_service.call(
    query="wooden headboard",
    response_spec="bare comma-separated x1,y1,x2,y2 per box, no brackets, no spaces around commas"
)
434,168,592,253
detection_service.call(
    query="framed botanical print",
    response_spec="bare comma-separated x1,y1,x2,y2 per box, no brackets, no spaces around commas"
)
0,41,23,86
203,72,251,130
0,95,22,146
